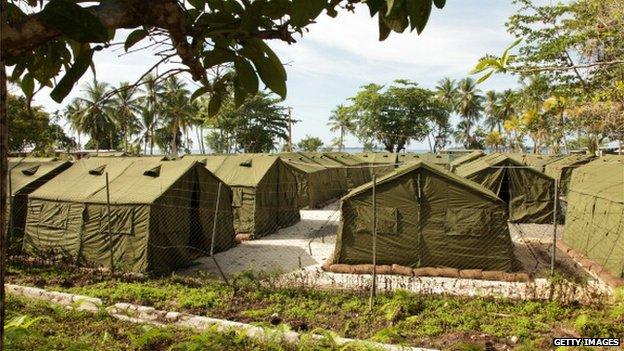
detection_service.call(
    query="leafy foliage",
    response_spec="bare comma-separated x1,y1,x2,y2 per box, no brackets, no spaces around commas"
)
297,135,324,152
4,0,446,117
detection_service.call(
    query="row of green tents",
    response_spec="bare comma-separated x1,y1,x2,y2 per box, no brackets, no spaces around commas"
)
333,152,623,279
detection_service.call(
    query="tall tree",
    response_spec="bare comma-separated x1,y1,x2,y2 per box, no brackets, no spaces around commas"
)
161,76,194,156
327,105,354,152
297,135,324,152
74,80,116,152
455,77,484,147
141,73,165,155
110,82,141,153
483,90,501,132
347,80,437,152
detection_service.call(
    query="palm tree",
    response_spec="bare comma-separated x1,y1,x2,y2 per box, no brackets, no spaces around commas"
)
483,90,501,132
64,99,85,149
161,76,194,156
456,77,484,147
498,89,517,131
136,107,155,155
141,73,165,154
75,80,115,152
435,77,457,112
327,105,354,152
453,120,473,148
111,82,142,153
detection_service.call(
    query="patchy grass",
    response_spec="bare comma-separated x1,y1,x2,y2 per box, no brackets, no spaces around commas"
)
7,260,624,350
4,295,379,351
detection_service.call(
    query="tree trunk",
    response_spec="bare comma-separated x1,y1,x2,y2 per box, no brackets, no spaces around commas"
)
0,10,8,343
124,127,128,153
340,128,344,152
150,126,154,155
144,135,147,155
171,125,178,156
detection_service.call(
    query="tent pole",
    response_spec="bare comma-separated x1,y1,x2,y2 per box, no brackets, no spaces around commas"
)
210,183,229,285
369,174,377,310
105,172,114,275
7,170,12,251
551,179,558,275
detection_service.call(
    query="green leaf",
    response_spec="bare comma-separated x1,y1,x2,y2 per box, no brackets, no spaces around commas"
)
203,48,237,68
188,0,205,9
433,0,446,9
406,0,432,33
476,70,494,84
378,14,392,41
124,29,148,52
37,0,108,43
366,0,385,16
191,85,212,101
208,93,223,116
21,73,35,98
240,41,287,98
50,47,94,103
233,82,247,107
234,58,259,94
290,0,326,27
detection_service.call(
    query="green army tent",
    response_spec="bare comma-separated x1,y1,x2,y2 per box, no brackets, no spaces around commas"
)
321,152,372,189
455,153,555,223
507,153,566,172
332,161,515,271
7,158,72,251
278,152,344,209
186,154,300,238
299,152,350,191
354,152,398,177
544,154,596,197
449,150,485,171
563,156,623,279
397,153,452,169
23,157,234,272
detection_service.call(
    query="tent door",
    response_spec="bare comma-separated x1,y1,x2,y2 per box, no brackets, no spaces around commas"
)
497,168,512,216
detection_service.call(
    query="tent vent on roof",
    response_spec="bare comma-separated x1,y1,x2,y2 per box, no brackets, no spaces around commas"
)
240,159,253,167
22,165,39,176
89,165,106,175
144,165,161,177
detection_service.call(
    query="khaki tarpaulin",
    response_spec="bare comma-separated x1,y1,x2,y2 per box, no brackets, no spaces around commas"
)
332,161,515,271
7,158,72,252
278,152,345,209
186,154,300,237
397,153,452,169
506,153,566,172
544,154,596,197
354,152,398,177
322,152,372,189
23,157,235,273
563,156,624,279
455,153,555,224
449,150,485,171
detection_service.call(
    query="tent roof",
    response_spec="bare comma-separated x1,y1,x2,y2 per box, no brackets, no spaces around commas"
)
507,153,565,169
343,160,502,203
455,153,554,180
8,158,72,195
277,153,327,174
322,152,365,166
187,154,281,187
354,152,398,164
299,152,346,167
544,154,596,178
449,150,485,168
396,153,451,166
569,159,623,204
88,158,200,204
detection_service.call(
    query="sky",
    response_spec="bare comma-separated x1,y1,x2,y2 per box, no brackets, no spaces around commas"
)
26,0,522,152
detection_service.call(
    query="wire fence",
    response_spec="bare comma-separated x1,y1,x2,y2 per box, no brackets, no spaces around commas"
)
4,156,623,307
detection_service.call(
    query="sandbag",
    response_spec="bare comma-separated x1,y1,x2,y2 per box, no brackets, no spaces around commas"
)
351,264,375,274
413,267,437,277
459,269,483,279
482,271,505,281
376,265,393,275
435,267,460,278
328,264,354,274
235,233,253,243
392,264,414,276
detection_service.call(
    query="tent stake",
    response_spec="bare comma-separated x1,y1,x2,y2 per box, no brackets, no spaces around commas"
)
369,174,377,310
210,183,229,286
551,179,558,275
105,172,114,275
